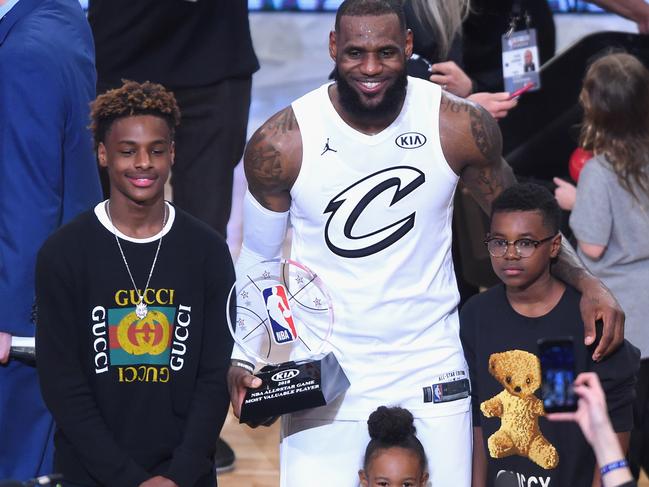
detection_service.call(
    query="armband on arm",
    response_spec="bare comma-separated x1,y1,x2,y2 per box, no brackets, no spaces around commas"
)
234,190,289,277
231,190,289,364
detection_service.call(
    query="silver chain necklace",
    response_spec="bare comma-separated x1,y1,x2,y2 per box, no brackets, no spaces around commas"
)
106,201,167,319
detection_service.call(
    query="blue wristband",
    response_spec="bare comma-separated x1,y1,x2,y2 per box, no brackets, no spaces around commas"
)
600,459,628,476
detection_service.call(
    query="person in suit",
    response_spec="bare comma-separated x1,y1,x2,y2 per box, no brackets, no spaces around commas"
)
0,0,101,478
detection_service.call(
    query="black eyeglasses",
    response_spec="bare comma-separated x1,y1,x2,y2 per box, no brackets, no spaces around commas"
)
483,235,557,258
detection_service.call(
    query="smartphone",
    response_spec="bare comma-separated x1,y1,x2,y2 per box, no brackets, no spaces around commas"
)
538,337,578,413
509,82,536,100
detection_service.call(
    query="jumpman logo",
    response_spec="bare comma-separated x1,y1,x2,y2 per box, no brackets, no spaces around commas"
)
321,138,337,156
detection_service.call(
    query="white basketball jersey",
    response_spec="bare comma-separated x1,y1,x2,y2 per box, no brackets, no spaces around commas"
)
289,77,469,420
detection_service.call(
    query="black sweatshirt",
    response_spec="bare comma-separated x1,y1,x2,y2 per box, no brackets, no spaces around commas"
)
35,204,234,487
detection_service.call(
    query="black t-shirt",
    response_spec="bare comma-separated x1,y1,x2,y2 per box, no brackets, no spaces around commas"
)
460,284,639,487
88,0,259,89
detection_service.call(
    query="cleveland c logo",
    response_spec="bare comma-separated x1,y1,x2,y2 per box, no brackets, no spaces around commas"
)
323,166,425,258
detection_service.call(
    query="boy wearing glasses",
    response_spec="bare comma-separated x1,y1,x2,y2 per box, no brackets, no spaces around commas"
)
460,183,639,487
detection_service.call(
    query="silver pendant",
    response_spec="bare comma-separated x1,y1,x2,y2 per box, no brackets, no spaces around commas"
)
135,301,148,320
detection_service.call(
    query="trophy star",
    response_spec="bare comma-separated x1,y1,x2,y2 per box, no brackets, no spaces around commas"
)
240,290,249,299
262,270,271,279
313,298,322,308
295,275,304,285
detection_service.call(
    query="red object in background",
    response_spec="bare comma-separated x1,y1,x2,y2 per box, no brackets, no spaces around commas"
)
569,147,593,182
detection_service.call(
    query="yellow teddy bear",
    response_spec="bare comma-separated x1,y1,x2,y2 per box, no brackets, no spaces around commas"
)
480,349,559,469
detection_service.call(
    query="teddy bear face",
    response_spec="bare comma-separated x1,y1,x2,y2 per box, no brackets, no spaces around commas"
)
488,349,541,398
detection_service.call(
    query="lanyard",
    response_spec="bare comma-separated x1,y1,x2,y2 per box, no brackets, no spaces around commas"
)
506,0,532,37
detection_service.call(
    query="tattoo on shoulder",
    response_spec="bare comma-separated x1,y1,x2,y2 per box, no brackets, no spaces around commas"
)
468,104,500,161
267,108,298,136
247,132,282,187
246,108,297,190
440,96,470,114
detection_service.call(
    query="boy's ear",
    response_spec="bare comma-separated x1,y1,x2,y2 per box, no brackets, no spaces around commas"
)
97,142,107,168
550,233,562,258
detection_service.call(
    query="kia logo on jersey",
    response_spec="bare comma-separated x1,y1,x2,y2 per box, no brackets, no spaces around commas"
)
262,285,298,344
395,132,426,149
323,166,425,258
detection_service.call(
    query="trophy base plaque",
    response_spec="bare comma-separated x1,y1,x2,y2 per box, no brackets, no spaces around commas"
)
239,351,350,424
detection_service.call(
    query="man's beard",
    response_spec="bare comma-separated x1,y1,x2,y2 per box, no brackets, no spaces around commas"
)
333,67,408,121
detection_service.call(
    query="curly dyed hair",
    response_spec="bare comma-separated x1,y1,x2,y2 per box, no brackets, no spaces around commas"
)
90,80,181,150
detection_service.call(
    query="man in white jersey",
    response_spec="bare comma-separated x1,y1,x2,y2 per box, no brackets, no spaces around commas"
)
228,1,625,485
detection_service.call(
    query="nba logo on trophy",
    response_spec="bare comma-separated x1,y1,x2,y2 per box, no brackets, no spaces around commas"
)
262,285,298,344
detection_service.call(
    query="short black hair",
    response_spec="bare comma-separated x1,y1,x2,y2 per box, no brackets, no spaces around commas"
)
90,80,181,151
335,0,406,33
363,406,427,472
491,183,561,234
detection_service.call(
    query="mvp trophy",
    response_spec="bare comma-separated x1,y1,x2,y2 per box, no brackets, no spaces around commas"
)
227,259,350,424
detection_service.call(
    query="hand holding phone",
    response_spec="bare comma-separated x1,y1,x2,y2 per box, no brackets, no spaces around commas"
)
509,82,536,100
538,337,578,413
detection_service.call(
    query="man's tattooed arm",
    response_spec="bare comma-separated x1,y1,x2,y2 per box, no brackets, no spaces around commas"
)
445,97,516,213
244,107,302,212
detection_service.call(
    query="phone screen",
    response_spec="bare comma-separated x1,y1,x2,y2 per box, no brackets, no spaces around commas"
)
538,338,578,413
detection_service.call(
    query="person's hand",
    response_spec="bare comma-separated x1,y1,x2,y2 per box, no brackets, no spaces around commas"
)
0,332,11,364
227,365,279,428
228,364,262,418
429,61,473,98
553,177,577,211
467,92,518,119
546,372,610,445
579,279,625,361
549,372,633,486
138,476,178,487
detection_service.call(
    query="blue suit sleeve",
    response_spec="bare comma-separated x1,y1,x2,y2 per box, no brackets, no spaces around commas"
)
0,48,67,336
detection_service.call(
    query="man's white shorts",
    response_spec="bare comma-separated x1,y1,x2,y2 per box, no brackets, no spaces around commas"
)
279,409,472,487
